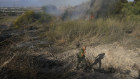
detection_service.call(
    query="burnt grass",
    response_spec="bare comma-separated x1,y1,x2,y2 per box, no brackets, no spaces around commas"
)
0,53,117,79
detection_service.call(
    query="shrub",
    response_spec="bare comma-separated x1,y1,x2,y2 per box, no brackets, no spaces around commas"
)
14,11,52,28
122,2,140,16
14,11,34,28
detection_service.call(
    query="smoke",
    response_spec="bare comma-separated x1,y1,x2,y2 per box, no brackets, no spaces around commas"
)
0,0,90,17
0,0,126,20
128,0,134,2
62,0,119,20
90,0,117,18
61,1,91,20
39,0,90,17
43,5,64,16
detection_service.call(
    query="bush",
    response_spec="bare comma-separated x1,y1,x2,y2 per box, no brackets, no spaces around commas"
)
14,11,34,28
14,11,52,28
122,2,140,16
119,1,140,21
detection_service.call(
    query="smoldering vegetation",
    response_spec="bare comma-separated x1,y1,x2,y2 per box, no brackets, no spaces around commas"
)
61,0,120,20
42,0,120,20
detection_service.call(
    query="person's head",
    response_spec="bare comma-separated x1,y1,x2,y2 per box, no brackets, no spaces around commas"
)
82,46,86,50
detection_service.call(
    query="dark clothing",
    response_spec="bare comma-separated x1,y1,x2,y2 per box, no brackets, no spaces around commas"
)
77,54,86,64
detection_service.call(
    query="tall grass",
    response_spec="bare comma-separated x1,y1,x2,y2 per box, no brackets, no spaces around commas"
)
45,18,140,45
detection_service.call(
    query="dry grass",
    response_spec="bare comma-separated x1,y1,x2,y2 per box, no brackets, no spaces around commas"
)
44,18,140,47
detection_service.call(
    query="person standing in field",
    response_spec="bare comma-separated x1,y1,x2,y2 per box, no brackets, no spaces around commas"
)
77,46,87,70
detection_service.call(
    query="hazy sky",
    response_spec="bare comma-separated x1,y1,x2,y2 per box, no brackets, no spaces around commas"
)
0,0,134,7
0,0,89,7
129,0,134,1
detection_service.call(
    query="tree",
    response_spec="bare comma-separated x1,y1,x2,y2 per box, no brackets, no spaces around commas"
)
121,1,140,16
134,0,139,3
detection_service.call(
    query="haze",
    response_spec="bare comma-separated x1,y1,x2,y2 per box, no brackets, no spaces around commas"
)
0,0,89,7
